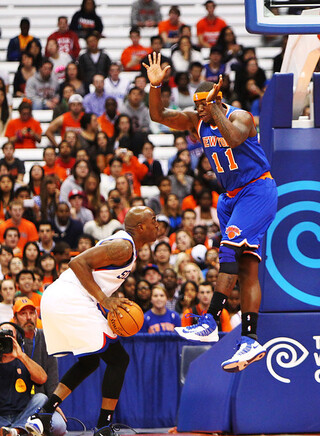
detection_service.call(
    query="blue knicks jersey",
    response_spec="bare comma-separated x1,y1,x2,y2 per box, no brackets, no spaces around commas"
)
198,105,270,191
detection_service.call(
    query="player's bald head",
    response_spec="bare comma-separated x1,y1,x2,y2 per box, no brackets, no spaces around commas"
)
124,206,154,230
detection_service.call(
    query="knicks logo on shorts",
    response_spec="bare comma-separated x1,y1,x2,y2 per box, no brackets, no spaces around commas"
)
226,225,242,240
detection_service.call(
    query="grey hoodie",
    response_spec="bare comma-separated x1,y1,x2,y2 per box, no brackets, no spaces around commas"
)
120,100,151,132
26,71,59,107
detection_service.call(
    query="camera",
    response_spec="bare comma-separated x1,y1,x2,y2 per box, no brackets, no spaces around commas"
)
26,127,31,132
0,329,14,354
113,197,121,204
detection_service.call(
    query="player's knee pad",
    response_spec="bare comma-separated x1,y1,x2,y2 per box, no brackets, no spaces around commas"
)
60,354,100,391
219,244,243,275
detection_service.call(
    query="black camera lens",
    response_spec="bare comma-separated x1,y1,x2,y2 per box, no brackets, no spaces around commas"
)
113,197,121,204
0,330,14,354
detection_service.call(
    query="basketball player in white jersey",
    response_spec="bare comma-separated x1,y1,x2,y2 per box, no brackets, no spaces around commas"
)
26,207,159,436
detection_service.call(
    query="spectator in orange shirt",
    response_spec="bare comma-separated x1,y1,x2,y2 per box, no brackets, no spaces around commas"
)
158,6,183,48
42,146,67,183
182,281,232,332
196,0,227,48
121,26,150,71
15,269,42,316
5,100,42,149
97,97,119,139
55,140,76,174
45,93,84,148
0,200,38,253
114,148,148,197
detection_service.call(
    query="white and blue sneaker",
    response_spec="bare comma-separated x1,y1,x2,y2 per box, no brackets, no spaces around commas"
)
174,313,219,342
221,336,266,372
25,409,52,436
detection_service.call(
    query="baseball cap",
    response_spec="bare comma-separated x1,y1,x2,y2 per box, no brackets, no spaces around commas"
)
210,45,223,55
143,263,160,274
156,214,170,226
68,189,84,200
68,94,83,104
191,244,207,264
13,297,36,314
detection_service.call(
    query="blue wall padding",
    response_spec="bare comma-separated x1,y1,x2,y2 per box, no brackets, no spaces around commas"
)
313,73,320,127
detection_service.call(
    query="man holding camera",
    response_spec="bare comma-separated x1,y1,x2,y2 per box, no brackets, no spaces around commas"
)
0,321,47,436
13,298,66,436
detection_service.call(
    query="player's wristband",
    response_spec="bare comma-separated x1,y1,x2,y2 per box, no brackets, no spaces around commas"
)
207,100,217,105
150,83,162,88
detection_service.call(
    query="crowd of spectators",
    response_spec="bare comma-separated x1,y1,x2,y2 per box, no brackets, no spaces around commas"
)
0,0,284,357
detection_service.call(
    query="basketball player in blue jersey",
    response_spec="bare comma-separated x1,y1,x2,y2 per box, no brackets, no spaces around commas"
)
25,207,159,436
143,53,278,372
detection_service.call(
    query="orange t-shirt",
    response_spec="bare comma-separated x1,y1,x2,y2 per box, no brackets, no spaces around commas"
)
42,163,67,182
182,191,219,210
182,305,232,332
121,45,151,71
196,17,227,46
5,118,42,149
97,113,115,138
158,20,182,39
18,35,34,51
60,111,84,139
0,218,39,252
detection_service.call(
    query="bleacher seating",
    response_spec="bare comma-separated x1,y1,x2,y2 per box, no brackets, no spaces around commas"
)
0,0,281,199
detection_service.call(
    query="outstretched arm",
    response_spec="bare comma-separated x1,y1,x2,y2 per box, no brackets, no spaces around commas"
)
205,76,256,148
143,52,198,132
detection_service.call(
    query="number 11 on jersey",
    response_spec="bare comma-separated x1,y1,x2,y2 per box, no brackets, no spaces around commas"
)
211,148,238,173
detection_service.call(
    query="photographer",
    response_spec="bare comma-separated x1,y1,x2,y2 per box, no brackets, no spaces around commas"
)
0,321,47,436
13,298,67,436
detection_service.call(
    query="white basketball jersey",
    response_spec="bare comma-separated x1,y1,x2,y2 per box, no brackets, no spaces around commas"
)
60,230,136,299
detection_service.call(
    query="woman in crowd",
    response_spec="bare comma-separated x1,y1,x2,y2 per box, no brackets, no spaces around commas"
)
176,148,194,177
28,164,44,197
234,57,266,109
83,171,104,216
175,229,193,255
135,279,152,313
0,278,16,323
83,202,122,241
95,131,109,156
182,262,204,285
135,243,153,280
39,253,58,287
174,252,192,285
175,280,198,315
171,36,203,73
162,193,182,234
108,114,146,157
107,188,128,224
120,274,136,301
35,175,60,222
64,130,82,156
0,174,14,224
140,140,163,186
171,72,193,110
60,62,87,97
25,38,42,70
46,39,72,83
60,159,90,202
70,0,103,39
8,256,24,282
22,241,41,271
13,52,36,97
115,175,133,210
216,26,243,71
0,88,10,136
142,285,181,333
78,112,99,156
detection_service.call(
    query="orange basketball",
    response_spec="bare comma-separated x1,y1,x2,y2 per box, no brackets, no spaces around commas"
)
107,302,144,337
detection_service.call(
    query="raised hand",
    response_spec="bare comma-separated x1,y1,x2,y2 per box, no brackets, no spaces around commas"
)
206,74,223,104
142,52,171,86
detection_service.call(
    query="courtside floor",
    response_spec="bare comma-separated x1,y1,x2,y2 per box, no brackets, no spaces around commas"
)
68,431,320,436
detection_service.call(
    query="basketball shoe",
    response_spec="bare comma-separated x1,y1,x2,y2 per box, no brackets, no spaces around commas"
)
221,336,266,372
0,427,18,436
25,409,52,436
174,313,219,342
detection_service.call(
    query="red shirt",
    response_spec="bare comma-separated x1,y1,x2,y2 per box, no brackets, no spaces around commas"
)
121,45,151,71
46,30,80,59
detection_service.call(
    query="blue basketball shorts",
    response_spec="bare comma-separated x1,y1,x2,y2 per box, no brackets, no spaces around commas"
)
217,177,278,260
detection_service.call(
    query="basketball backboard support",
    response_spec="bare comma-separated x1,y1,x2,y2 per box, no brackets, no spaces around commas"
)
245,0,320,34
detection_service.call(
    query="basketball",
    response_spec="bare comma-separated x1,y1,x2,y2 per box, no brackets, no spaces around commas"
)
107,302,144,337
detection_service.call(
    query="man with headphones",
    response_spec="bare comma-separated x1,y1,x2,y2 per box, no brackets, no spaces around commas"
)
0,320,47,436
